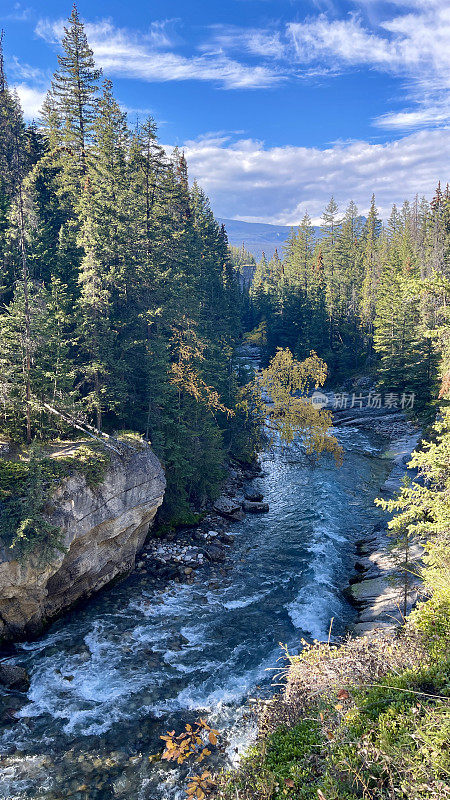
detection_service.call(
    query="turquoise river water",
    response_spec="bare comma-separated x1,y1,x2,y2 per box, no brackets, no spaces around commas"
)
0,423,392,799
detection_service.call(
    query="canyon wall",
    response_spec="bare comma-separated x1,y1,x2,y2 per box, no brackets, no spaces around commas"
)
0,442,166,640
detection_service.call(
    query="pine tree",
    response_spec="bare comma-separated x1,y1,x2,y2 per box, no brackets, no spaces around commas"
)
40,91,62,152
374,259,436,405
332,201,364,372
75,80,130,429
361,194,382,343
51,4,101,195
304,247,328,357
321,196,341,349
76,238,121,431
283,213,315,292
322,196,340,275
0,33,21,200
423,182,450,277
0,279,74,439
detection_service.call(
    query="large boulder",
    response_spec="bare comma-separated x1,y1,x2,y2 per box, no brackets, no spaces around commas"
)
0,441,165,641
204,545,226,562
242,500,269,514
213,496,242,518
0,662,30,691
244,491,264,502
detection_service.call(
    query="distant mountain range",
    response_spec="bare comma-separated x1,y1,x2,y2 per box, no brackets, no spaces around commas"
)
217,218,292,261
217,218,321,261
218,216,366,262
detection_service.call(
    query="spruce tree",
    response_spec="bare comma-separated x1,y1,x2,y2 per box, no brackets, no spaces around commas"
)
0,279,74,440
321,196,341,349
75,80,130,430
51,4,101,195
283,213,315,292
361,194,382,343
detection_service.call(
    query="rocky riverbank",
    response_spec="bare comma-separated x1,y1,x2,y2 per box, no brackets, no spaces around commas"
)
130,459,265,587
311,376,425,638
133,381,422,636
306,378,424,636
348,426,422,636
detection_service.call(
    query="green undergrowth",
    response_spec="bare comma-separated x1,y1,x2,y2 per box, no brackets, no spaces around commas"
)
52,444,111,489
115,430,146,449
220,721,324,800
319,656,450,800
216,606,450,800
154,510,205,539
0,443,111,562
217,630,450,800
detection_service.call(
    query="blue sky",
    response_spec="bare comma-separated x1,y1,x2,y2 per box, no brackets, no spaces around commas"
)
2,0,450,223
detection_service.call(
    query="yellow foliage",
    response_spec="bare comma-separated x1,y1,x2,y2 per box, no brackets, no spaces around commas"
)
170,317,233,416
186,770,216,799
251,348,342,465
245,321,267,347
159,718,220,798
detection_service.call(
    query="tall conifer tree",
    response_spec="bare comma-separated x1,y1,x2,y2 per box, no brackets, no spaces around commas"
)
51,4,101,195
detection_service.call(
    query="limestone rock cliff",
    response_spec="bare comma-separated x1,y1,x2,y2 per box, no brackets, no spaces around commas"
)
0,442,165,640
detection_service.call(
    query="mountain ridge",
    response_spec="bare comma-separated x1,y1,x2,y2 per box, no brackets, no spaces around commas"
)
217,217,303,260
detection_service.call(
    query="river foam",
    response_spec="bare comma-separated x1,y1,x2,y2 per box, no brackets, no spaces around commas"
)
1,423,391,799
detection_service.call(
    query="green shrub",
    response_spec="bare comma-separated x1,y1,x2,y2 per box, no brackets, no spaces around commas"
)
320,660,450,800
0,460,30,499
217,722,324,800
0,450,64,563
264,722,324,799
115,430,145,448
0,444,111,562
55,444,110,488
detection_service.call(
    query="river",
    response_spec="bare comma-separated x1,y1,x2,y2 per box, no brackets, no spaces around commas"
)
0,395,393,799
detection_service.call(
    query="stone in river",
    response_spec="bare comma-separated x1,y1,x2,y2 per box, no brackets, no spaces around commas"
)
242,500,269,514
167,633,189,651
0,662,30,691
113,774,132,796
244,491,264,502
213,496,242,517
204,545,226,562
220,533,235,544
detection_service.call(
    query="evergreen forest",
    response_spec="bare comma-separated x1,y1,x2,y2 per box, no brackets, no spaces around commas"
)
2,6,450,800
0,7,247,523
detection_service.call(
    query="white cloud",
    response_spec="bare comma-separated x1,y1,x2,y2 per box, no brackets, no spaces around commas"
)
36,18,283,90
288,16,395,67
287,8,450,74
34,18,64,45
9,56,47,84
1,3,32,22
176,130,450,224
209,3,450,129
7,58,48,120
287,4,450,129
376,106,450,130
205,25,286,60
14,83,46,119
33,4,450,117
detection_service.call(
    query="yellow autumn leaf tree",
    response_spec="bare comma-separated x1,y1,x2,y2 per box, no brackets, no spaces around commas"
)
249,348,342,465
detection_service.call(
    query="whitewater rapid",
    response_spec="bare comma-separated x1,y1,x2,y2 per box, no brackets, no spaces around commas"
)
0,425,391,799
